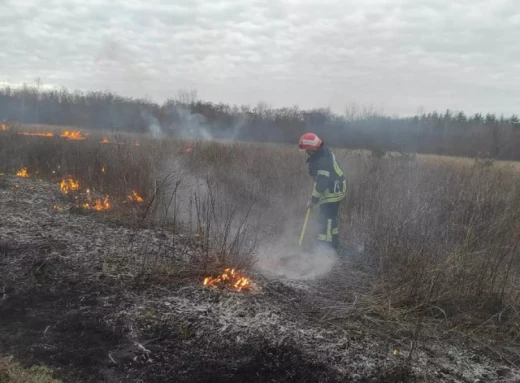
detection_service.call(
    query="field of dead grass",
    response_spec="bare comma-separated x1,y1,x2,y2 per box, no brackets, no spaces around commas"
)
2,123,520,378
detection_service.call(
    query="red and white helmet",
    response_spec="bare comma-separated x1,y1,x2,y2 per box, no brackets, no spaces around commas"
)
299,133,323,151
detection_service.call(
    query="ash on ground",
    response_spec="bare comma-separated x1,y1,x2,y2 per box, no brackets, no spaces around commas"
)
1,175,519,383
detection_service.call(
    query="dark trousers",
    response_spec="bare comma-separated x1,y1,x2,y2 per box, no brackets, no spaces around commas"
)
317,202,340,249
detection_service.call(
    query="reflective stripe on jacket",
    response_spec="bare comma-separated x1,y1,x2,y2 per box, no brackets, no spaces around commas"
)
307,147,346,205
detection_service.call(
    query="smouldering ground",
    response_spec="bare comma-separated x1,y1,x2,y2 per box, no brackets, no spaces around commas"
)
1,175,519,382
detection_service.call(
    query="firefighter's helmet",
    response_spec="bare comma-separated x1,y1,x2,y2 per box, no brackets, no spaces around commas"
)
298,133,323,151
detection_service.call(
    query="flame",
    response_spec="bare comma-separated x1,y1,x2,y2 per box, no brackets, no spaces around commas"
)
60,130,86,140
184,146,193,153
127,190,144,203
101,137,110,144
16,168,29,178
79,193,112,211
203,268,251,292
1,123,9,131
59,176,80,194
53,205,62,211
92,196,111,211
135,141,140,147
19,132,54,137
101,166,105,174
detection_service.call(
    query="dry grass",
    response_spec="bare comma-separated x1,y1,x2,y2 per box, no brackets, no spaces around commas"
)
2,126,520,337
0,356,60,383
187,141,520,336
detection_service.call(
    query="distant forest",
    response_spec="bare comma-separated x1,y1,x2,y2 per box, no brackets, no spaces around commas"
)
1,85,519,160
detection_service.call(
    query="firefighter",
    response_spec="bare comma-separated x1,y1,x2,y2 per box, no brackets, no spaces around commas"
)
299,132,346,250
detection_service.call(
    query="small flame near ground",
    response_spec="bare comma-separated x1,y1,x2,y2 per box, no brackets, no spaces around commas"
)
127,190,144,203
1,123,10,131
101,137,110,144
20,132,54,137
91,196,111,211
203,268,251,291
60,130,86,140
53,205,62,211
16,168,29,178
58,178,111,211
60,176,80,194
81,189,112,211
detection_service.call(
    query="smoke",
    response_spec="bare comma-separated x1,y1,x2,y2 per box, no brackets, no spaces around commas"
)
170,105,213,140
147,107,339,281
140,110,164,139
255,240,338,281
254,215,339,280
162,103,249,141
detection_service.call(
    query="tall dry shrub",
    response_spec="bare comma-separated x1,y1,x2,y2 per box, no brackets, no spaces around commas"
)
348,153,520,329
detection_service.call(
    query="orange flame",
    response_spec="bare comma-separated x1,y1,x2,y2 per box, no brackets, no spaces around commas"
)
101,166,105,174
60,130,86,140
92,196,111,211
203,268,251,292
1,123,9,131
59,176,80,194
127,190,144,203
19,132,54,137
101,137,110,144
79,193,112,211
16,167,29,178
53,205,62,211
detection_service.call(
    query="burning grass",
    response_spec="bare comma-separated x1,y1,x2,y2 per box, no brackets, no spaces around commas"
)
3,124,520,340
127,190,144,203
16,167,28,178
59,130,86,140
59,176,80,194
79,191,112,211
2,168,518,383
19,131,54,137
203,268,252,292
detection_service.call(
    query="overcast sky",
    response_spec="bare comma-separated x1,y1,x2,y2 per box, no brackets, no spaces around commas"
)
0,0,519,116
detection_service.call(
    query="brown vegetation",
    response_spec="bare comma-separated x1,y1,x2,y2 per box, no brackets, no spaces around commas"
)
2,125,520,334
2,124,520,380
0,356,60,383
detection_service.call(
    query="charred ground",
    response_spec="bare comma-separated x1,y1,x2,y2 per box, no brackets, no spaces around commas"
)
1,174,519,382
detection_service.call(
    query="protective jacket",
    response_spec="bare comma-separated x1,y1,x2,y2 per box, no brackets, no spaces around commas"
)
307,146,346,205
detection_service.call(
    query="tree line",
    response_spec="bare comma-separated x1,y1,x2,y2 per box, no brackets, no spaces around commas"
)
1,85,519,160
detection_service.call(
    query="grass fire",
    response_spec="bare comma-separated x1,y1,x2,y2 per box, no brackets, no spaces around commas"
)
16,167,28,178
127,190,144,203
203,268,251,292
59,176,80,194
60,130,86,140
2,101,520,382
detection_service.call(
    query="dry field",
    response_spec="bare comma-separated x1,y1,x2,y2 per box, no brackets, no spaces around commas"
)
1,123,520,382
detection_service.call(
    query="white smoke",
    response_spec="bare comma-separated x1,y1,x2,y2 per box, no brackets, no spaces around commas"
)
254,213,339,280
161,103,249,141
171,105,214,140
140,110,164,139
255,241,338,280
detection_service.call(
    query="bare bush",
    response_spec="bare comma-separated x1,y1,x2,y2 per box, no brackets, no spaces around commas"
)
3,126,520,335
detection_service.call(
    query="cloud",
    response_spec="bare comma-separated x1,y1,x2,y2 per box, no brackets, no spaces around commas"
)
0,0,519,116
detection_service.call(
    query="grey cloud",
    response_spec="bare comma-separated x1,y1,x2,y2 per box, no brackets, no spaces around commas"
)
0,0,519,116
